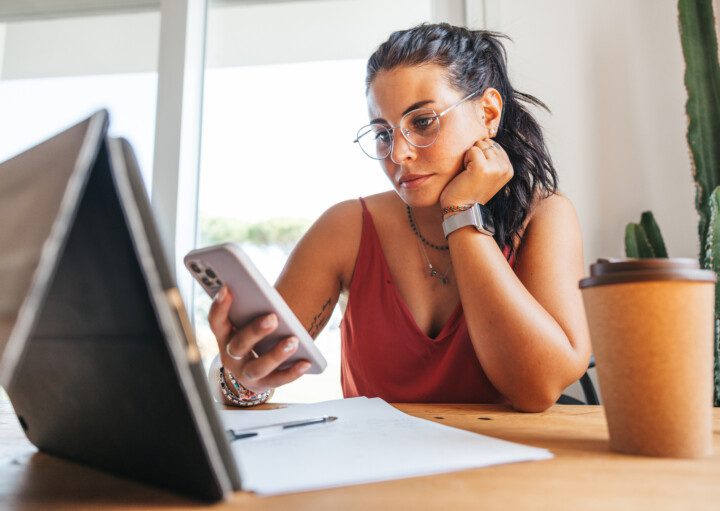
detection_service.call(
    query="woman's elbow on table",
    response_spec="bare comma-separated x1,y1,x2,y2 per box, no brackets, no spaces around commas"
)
509,389,560,413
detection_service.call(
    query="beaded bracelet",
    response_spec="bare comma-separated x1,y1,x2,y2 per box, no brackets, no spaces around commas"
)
440,204,474,216
219,366,272,407
226,367,274,403
219,367,271,407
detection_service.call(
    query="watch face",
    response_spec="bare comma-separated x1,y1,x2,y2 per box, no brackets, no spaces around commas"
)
476,204,495,234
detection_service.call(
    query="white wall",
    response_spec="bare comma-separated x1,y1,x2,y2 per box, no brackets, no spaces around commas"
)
482,0,698,267
0,23,6,80
478,0,703,403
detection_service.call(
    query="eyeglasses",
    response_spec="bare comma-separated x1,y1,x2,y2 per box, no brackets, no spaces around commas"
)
353,89,482,160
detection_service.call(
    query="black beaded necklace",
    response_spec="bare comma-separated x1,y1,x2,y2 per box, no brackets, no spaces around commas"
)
405,205,449,251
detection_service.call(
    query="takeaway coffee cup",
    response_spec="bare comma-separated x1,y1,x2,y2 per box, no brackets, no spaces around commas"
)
579,258,716,458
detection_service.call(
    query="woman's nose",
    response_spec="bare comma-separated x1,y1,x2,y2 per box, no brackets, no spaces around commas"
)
389,130,415,164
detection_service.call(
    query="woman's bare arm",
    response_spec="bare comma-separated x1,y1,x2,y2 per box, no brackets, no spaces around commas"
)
274,199,362,339
207,200,361,394
449,193,592,412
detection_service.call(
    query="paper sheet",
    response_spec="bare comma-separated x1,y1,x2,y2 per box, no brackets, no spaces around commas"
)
221,397,552,496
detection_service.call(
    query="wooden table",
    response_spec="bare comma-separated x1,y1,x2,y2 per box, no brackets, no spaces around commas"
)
1,399,718,510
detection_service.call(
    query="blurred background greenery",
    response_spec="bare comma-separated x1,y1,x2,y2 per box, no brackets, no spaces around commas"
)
200,216,311,251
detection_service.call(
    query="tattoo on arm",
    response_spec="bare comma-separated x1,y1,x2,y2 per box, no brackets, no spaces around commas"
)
308,297,333,339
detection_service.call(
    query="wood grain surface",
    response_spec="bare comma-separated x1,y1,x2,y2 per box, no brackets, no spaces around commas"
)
1,399,718,510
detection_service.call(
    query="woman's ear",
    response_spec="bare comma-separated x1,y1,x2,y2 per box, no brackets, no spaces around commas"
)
479,87,503,137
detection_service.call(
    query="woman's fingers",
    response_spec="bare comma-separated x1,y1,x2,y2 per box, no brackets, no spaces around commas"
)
463,146,484,168
229,334,310,393
464,138,496,168
467,138,511,176
208,286,234,344
208,288,310,395
258,360,313,389
473,138,496,157
241,336,300,381
447,137,513,206
223,313,278,364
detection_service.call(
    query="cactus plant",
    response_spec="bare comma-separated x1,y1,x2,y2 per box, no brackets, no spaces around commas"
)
704,189,720,406
680,0,720,259
680,0,720,407
624,0,720,405
625,211,667,258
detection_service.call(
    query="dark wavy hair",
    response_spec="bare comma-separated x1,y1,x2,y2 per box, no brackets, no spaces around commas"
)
366,23,558,258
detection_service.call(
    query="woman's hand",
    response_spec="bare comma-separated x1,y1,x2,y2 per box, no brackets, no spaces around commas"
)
208,286,311,394
439,137,514,208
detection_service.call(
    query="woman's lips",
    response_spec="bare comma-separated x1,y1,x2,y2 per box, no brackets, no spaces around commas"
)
399,174,432,189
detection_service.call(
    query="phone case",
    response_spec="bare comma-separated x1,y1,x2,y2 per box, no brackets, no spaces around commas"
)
184,243,327,374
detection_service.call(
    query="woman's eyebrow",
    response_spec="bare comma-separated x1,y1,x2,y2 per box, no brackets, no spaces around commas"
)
370,99,436,124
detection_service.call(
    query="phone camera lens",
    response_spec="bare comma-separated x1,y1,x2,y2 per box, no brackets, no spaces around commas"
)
206,268,217,279
215,279,223,286
201,276,213,287
190,262,202,273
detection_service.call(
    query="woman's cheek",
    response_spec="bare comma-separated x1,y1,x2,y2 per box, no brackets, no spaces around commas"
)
432,149,465,177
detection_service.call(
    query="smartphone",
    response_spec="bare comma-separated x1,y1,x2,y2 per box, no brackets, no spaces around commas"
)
184,243,327,374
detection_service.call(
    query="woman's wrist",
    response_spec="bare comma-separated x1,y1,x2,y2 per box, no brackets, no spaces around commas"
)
440,203,474,218
208,353,273,407
219,366,273,407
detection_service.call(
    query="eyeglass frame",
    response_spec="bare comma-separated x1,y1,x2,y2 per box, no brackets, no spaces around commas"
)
353,88,484,160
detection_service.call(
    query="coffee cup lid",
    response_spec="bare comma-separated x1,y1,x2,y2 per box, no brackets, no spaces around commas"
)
579,258,717,288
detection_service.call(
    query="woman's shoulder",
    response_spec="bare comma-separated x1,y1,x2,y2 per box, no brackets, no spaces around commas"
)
525,191,577,226
303,199,362,256
512,190,580,259
302,192,394,287
315,191,396,227
514,191,576,251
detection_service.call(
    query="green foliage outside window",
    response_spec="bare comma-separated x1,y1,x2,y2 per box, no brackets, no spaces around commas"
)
200,216,311,252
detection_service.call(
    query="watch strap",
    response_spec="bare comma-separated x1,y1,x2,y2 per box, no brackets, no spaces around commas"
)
442,203,495,238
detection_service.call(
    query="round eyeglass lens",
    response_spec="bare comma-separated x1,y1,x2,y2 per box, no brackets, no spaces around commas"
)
356,123,392,160
400,109,440,147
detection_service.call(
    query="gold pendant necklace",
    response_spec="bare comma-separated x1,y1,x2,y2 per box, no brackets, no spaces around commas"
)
416,238,452,285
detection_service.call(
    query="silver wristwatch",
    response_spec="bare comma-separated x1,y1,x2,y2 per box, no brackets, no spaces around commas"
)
442,203,496,238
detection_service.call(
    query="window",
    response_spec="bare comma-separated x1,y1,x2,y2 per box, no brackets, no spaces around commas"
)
0,3,161,400
0,11,160,192
196,0,437,402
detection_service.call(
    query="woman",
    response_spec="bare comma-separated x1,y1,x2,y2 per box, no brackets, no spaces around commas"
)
209,23,591,412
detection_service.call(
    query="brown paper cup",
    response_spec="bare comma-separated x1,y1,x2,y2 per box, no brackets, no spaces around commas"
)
579,258,716,458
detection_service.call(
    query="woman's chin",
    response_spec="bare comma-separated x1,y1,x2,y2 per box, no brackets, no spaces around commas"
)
395,187,441,209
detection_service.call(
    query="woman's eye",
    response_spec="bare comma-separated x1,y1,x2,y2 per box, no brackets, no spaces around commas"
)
374,130,391,144
413,117,435,131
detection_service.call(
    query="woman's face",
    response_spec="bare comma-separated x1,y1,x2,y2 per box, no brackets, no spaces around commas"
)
366,64,486,208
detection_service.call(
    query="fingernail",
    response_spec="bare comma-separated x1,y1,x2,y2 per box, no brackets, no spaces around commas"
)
261,314,276,329
283,337,298,352
298,362,311,373
216,286,227,302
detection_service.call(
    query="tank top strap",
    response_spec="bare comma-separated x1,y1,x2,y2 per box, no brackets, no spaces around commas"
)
356,197,379,252
349,197,389,288
503,244,516,269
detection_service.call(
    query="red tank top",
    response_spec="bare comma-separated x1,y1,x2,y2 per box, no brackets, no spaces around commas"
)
340,198,516,403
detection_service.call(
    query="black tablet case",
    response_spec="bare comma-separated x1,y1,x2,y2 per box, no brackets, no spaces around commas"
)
0,111,240,502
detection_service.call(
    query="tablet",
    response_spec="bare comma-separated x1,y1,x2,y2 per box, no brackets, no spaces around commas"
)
0,111,241,502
